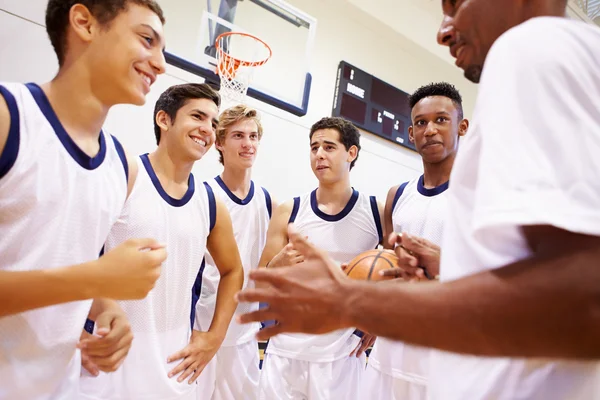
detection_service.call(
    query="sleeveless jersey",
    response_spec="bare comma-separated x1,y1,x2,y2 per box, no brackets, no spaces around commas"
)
194,176,271,346
266,188,382,362
368,175,449,384
78,154,215,400
0,82,128,399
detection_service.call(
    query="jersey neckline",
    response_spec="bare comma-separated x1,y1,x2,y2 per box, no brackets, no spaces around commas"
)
141,153,195,207
310,188,359,222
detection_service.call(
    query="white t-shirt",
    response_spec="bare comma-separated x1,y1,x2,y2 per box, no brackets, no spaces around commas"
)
430,17,600,400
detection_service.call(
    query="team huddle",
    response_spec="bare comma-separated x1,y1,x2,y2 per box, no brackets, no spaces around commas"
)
3,0,600,399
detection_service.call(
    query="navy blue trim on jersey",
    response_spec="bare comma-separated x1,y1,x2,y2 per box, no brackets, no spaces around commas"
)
369,196,383,244
111,135,128,184
310,188,359,222
26,83,107,170
84,318,95,334
215,175,254,205
289,197,300,223
262,187,272,219
417,175,449,197
190,258,206,328
141,153,195,207
204,182,217,232
391,181,409,211
0,86,20,180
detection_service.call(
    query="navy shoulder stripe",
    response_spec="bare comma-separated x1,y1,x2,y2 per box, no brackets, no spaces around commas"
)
289,197,300,223
391,181,409,211
204,182,217,232
369,195,383,244
0,86,20,180
262,187,272,219
111,135,128,184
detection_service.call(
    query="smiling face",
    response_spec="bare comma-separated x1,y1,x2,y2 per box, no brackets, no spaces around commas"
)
216,118,261,170
156,97,219,162
437,0,522,83
409,95,467,164
310,128,357,184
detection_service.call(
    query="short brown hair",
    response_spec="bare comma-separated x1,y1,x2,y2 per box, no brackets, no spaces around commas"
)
46,0,165,66
216,105,263,165
309,117,361,169
153,83,221,145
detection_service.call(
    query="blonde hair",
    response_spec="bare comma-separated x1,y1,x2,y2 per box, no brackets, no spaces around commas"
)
216,105,263,165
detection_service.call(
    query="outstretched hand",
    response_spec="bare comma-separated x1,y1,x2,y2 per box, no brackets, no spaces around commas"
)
236,224,353,340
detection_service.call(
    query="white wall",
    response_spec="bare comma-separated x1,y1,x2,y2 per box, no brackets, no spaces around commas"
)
0,0,478,204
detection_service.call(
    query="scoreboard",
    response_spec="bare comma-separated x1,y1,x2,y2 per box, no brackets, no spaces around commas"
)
331,61,416,152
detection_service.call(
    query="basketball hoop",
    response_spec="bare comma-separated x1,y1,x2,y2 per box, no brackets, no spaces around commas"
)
215,32,272,107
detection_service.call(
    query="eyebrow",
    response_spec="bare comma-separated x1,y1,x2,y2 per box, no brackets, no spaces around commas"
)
141,24,166,51
191,109,219,126
413,111,451,120
310,140,338,147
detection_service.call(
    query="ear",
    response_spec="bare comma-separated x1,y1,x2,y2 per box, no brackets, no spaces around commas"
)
69,4,96,44
458,118,469,137
347,145,358,164
155,110,171,137
408,125,415,143
215,137,224,152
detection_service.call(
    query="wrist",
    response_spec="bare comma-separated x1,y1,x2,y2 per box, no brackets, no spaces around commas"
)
338,278,361,329
49,260,101,300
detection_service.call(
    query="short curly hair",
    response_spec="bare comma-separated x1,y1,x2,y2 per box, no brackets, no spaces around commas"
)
408,82,463,120
46,0,165,66
309,117,361,170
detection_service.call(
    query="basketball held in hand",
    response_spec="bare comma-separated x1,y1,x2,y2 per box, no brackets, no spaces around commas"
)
344,249,398,281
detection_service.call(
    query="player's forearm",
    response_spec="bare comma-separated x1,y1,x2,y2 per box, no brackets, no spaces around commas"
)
87,298,122,320
210,267,244,337
344,245,600,359
0,262,100,317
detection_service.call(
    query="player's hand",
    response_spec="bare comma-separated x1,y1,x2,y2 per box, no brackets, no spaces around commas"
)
350,333,376,357
236,224,352,340
167,330,222,384
382,233,439,280
268,242,304,268
78,309,133,375
93,238,167,299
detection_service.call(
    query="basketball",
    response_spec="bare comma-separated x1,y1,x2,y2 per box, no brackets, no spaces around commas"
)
344,249,398,281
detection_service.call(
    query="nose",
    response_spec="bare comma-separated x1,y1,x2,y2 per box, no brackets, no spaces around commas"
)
241,135,252,148
315,146,326,159
151,49,167,76
437,15,456,47
424,122,438,136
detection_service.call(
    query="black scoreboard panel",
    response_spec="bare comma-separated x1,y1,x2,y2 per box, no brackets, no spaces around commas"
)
331,61,416,152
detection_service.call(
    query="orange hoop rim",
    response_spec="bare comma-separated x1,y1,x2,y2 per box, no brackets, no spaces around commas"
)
215,31,272,72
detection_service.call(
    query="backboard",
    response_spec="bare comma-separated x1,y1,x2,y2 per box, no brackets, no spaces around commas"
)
159,0,317,116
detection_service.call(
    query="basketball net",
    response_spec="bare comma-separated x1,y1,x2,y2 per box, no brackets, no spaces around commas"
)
215,32,272,109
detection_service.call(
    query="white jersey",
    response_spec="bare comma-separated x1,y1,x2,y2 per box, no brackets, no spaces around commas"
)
368,176,449,384
194,176,271,346
79,154,215,400
0,83,128,399
266,189,382,362
430,17,600,400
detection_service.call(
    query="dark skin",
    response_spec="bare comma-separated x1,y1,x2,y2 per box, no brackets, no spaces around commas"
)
383,96,468,279
234,0,600,359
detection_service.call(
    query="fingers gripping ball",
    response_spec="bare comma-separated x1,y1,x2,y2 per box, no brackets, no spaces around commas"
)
345,249,397,281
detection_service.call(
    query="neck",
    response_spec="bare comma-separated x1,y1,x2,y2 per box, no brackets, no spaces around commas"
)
41,68,110,140
149,145,194,185
422,153,455,188
316,176,353,206
220,166,253,197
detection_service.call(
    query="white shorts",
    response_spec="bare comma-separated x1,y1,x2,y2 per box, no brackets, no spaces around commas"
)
362,363,427,400
197,339,260,400
259,353,366,400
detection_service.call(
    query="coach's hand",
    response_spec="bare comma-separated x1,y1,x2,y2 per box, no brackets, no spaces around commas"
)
93,238,167,299
167,330,222,384
78,309,133,375
236,224,353,340
350,333,376,357
269,242,304,268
